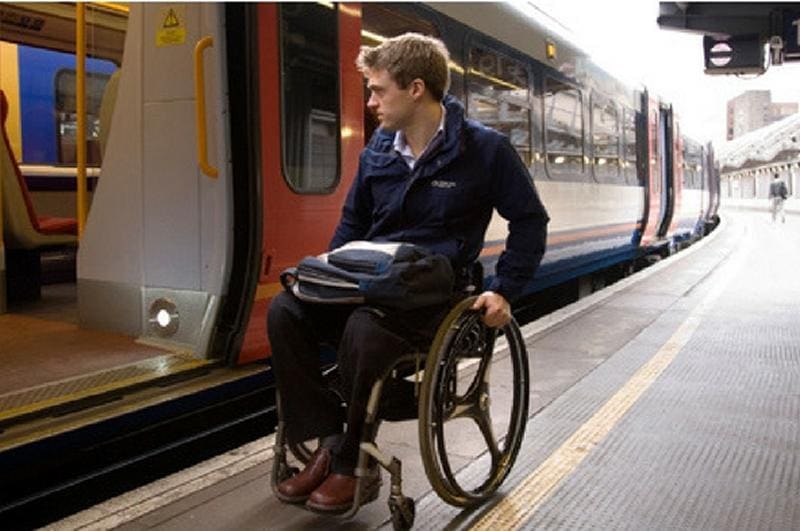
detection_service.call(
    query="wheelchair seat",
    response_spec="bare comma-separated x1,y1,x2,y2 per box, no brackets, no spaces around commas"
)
270,295,530,530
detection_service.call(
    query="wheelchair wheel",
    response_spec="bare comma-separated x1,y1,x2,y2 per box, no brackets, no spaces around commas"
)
418,296,530,507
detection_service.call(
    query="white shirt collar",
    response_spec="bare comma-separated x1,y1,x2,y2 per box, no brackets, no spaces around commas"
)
393,105,446,170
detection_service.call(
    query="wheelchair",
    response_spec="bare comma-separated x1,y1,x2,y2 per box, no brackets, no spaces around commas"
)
270,295,530,530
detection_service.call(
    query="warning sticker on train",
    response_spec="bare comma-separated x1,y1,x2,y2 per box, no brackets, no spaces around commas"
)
156,6,186,47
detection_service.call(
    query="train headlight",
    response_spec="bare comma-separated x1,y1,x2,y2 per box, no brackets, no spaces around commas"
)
148,298,180,337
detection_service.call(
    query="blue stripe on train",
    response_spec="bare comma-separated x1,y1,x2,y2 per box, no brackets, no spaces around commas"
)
481,239,641,298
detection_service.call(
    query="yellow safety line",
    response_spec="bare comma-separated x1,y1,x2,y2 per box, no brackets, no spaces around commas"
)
472,234,745,529
0,358,211,423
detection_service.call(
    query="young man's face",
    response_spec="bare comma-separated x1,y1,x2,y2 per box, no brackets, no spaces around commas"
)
364,68,415,132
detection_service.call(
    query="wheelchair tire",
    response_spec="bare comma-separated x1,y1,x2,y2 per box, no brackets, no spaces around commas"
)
418,296,530,507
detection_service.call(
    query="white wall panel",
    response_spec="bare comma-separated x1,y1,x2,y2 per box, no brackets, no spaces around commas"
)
143,3,198,102
78,6,144,285
142,101,200,290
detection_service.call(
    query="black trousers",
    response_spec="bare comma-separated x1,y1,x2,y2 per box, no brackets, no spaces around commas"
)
267,291,449,474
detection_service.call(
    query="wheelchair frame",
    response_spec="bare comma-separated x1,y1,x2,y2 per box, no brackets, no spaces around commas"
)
270,296,530,530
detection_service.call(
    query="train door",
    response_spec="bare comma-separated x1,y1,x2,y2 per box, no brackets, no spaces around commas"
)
78,4,232,355
237,3,363,363
666,109,684,238
656,105,676,238
0,4,243,413
698,143,707,227
704,142,721,230
639,95,663,247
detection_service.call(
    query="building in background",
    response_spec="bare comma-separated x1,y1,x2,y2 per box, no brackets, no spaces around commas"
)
726,90,798,140
718,112,800,201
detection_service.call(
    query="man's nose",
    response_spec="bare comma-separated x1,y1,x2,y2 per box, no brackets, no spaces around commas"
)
367,93,378,110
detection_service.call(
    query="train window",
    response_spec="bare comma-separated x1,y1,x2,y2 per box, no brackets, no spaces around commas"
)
55,69,109,166
361,5,440,42
7,43,118,166
684,144,692,188
650,110,660,194
360,5,451,142
622,107,638,185
695,150,704,189
279,3,340,194
466,46,531,165
683,143,703,190
544,77,584,180
591,96,621,184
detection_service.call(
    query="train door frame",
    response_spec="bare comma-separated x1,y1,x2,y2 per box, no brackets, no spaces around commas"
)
207,4,263,361
704,142,721,231
238,3,363,363
664,107,684,239
73,4,233,357
656,104,675,238
639,93,663,248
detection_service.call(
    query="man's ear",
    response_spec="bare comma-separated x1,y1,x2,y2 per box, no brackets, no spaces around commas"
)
409,78,427,100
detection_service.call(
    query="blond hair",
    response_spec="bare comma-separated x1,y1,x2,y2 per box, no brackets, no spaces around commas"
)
356,33,450,101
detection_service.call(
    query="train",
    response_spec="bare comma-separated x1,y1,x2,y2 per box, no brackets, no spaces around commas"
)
0,2,720,525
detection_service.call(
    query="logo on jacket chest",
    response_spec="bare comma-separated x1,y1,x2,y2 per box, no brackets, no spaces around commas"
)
430,179,457,189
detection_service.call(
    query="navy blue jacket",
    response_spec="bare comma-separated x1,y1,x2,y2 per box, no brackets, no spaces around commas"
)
330,95,549,302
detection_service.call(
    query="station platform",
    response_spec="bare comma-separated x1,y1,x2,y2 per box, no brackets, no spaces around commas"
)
47,207,800,530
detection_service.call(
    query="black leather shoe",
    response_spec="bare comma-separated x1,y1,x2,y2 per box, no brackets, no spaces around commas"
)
305,468,381,514
275,447,331,503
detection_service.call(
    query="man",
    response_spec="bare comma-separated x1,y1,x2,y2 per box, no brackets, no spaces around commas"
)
268,33,548,514
769,173,788,223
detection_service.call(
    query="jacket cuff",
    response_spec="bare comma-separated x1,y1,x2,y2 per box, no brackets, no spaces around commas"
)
487,277,518,303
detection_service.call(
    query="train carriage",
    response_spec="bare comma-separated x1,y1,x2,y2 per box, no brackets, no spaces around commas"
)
0,2,716,524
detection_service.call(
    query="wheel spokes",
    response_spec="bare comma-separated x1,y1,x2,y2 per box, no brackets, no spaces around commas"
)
419,300,530,506
474,399,502,467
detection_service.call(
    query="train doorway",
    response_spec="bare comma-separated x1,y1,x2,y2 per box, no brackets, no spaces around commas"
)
656,105,676,238
0,3,242,429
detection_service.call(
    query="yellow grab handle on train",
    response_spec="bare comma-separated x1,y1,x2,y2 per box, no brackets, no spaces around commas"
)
193,36,218,179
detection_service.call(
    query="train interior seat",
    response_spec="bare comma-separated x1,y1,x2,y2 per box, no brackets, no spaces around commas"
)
1,90,77,301
1,90,78,246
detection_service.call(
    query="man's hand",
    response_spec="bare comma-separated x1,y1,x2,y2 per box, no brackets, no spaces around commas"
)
471,291,511,328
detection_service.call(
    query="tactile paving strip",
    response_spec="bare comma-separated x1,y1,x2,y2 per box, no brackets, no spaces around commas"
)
402,214,800,530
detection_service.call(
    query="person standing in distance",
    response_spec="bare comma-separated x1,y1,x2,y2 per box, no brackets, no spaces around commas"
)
769,172,788,223
268,32,549,514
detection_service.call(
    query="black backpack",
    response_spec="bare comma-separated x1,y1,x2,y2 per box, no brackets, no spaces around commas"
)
281,241,454,310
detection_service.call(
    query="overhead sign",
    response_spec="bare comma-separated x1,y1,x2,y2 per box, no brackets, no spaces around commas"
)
703,34,765,75
783,10,800,59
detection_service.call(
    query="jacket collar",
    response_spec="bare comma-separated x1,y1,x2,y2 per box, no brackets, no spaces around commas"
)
366,95,466,175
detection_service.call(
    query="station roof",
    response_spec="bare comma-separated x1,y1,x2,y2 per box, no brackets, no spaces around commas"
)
717,113,800,172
